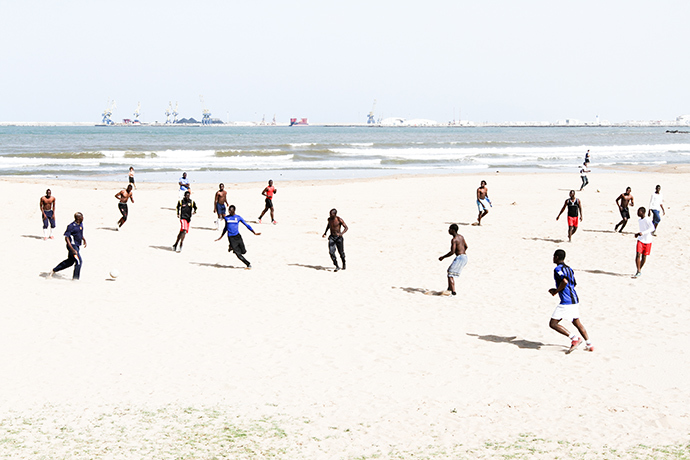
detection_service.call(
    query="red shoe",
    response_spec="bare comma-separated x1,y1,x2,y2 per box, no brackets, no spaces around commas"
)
566,337,583,354
585,344,594,352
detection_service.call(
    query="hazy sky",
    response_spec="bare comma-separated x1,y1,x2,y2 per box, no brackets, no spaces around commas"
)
1,0,689,123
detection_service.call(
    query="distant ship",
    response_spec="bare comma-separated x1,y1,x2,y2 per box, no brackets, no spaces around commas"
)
290,118,309,126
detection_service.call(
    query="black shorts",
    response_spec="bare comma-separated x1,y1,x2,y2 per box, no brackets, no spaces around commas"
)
265,197,273,208
129,176,135,184
118,202,128,218
227,234,247,254
619,207,630,219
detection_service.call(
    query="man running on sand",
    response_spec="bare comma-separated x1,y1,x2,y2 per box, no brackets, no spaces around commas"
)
173,191,197,253
615,187,634,233
49,212,86,280
648,184,665,235
548,249,594,353
214,183,229,230
40,189,56,240
323,208,348,271
556,190,582,242
473,180,491,226
439,223,468,296
579,164,591,191
258,179,277,224
216,205,261,269
128,166,136,189
634,207,655,278
115,184,134,229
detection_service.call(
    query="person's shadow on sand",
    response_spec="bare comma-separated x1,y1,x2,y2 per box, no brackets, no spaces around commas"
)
150,245,174,252
467,333,563,350
21,235,44,240
190,262,244,269
393,286,448,296
289,264,333,271
523,237,565,243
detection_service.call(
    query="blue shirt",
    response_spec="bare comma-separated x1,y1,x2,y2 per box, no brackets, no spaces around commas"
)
554,263,578,305
222,214,253,237
179,177,190,191
64,221,84,248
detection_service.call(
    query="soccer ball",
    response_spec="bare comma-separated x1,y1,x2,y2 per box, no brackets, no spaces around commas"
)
109,269,119,279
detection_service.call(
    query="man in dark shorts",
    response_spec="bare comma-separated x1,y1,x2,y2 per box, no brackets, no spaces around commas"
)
258,179,277,224
214,183,229,230
615,187,634,233
556,190,582,242
438,224,468,296
173,191,197,253
548,249,593,353
128,166,136,189
49,212,86,280
216,205,261,268
39,188,56,240
115,184,134,230
322,208,348,271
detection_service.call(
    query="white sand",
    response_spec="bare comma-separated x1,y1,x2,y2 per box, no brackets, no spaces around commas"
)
1,172,688,458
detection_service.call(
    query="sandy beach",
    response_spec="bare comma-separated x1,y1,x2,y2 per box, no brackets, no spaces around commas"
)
1,170,688,458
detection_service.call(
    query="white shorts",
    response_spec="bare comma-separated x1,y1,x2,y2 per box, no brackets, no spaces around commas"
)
551,303,580,321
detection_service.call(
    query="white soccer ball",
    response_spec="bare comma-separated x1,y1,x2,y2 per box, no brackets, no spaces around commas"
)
109,269,119,279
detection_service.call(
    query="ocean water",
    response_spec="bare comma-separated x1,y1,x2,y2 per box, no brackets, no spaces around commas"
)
0,126,688,182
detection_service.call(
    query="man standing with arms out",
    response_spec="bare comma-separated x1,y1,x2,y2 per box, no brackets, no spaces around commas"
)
548,249,594,354
438,223,468,296
115,184,134,230
49,212,86,280
472,180,491,226
579,163,591,191
40,189,56,240
258,179,277,224
214,183,229,230
614,187,635,233
173,191,197,253
634,207,655,278
556,190,583,242
216,205,261,268
323,208,348,271
648,184,665,235
178,172,191,200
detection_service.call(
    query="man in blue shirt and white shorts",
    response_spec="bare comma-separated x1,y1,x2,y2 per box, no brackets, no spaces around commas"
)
548,249,594,353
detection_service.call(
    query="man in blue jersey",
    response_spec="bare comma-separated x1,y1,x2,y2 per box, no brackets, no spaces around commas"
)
548,249,593,353
49,212,86,280
215,205,261,268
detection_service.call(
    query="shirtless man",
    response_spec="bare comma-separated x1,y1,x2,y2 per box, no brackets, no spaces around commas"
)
439,223,468,296
40,189,56,240
614,187,634,233
473,180,491,226
214,183,229,230
115,184,134,229
322,208,348,271
556,190,582,242
258,179,277,224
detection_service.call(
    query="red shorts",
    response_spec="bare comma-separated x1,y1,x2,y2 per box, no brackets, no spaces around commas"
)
636,240,651,255
567,216,579,227
180,219,190,232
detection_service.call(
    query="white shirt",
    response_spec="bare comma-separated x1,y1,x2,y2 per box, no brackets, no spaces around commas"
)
637,217,654,244
649,192,663,211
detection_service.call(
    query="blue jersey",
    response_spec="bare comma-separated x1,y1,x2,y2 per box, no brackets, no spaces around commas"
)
64,221,84,248
554,263,578,305
222,214,253,236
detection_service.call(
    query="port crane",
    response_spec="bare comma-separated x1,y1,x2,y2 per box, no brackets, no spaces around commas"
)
101,99,116,125
172,102,179,123
165,102,172,124
200,95,211,125
367,99,377,124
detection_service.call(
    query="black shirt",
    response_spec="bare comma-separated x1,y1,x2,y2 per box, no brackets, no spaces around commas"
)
177,198,197,222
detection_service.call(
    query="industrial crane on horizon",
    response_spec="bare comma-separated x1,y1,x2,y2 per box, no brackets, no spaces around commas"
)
101,99,116,125
200,95,211,125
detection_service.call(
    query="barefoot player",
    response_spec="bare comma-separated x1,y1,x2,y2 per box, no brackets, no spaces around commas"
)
439,224,468,296
473,180,491,226
173,191,197,253
258,180,277,224
548,249,593,353
634,207,654,278
322,208,348,271
115,184,134,229
615,187,634,233
556,190,582,242
40,189,56,240
214,183,229,230
216,205,261,268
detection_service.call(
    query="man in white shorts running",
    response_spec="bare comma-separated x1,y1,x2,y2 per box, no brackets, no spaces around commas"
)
548,249,594,353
